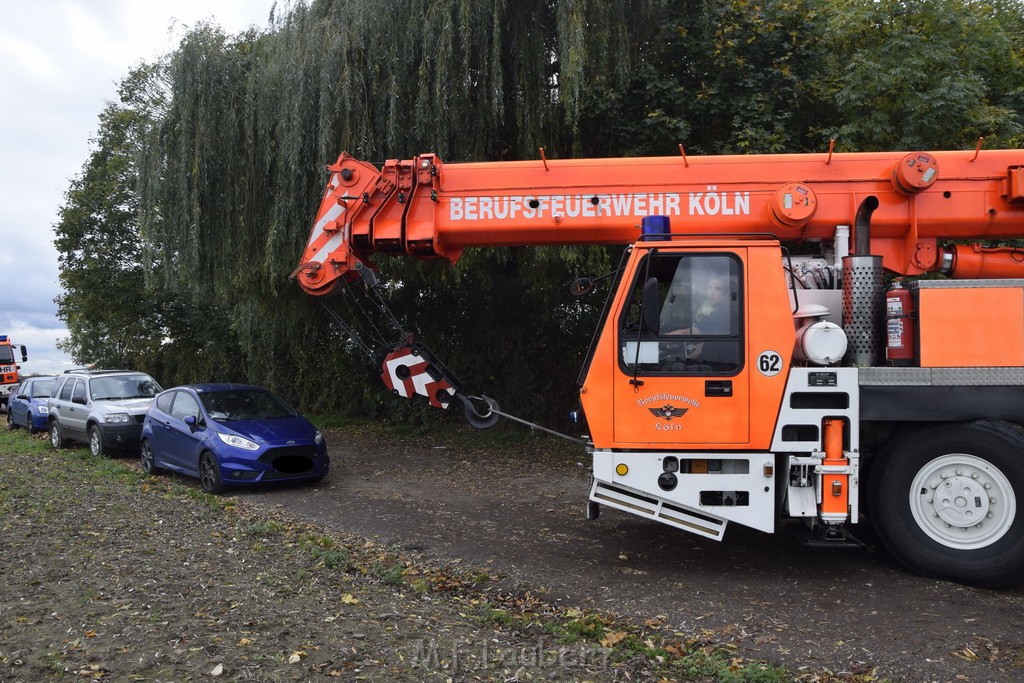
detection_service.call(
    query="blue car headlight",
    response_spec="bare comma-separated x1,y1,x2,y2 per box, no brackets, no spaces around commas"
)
217,432,260,451
315,430,324,446
36,405,49,414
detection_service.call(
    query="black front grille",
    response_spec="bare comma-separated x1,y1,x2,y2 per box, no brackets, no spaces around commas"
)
258,445,316,473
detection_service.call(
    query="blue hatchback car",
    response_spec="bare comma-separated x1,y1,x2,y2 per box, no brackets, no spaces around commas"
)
140,384,329,493
6,376,57,434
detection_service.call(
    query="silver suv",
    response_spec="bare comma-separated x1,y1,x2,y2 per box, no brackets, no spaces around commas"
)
48,370,162,456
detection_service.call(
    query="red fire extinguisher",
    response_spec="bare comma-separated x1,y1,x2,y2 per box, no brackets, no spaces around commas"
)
886,279,916,366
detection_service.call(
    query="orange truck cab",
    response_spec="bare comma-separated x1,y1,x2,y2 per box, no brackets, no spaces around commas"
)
0,336,28,409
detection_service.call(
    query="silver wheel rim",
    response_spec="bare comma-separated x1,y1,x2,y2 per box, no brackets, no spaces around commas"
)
910,453,1016,550
200,457,217,490
90,429,100,455
141,444,152,471
51,425,59,447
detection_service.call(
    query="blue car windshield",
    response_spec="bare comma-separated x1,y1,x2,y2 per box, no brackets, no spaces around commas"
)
90,375,161,400
31,380,55,398
200,389,296,421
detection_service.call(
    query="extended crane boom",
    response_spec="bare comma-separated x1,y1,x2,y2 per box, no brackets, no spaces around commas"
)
296,149,1024,295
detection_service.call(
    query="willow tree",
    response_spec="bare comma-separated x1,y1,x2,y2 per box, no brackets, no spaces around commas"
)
135,0,669,418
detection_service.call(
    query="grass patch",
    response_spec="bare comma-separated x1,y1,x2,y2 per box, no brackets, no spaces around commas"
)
310,546,351,570
370,561,405,585
0,428,51,455
243,520,287,536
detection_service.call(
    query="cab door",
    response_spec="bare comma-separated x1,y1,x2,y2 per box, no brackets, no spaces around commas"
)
613,250,749,446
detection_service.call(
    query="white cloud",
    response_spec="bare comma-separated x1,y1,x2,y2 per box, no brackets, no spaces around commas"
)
0,0,277,372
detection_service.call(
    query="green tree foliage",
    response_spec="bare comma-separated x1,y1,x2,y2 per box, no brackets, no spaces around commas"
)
54,66,170,370
824,0,1024,150
55,0,1024,427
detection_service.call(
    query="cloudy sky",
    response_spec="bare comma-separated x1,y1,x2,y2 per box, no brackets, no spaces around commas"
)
1,1,276,376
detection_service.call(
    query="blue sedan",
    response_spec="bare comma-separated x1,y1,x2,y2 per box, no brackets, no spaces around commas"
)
140,384,329,493
6,376,56,434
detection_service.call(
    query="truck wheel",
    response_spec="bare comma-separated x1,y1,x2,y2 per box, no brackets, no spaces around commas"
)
49,421,65,450
868,421,1024,587
89,425,106,457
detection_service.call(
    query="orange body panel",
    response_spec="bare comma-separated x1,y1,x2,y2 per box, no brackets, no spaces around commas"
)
297,149,1024,295
916,287,1024,367
579,239,794,451
820,418,849,518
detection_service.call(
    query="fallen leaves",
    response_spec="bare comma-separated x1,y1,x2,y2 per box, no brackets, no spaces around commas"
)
599,630,628,648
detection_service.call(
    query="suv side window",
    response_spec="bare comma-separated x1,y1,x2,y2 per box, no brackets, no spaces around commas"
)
71,380,87,404
170,392,201,421
59,378,75,401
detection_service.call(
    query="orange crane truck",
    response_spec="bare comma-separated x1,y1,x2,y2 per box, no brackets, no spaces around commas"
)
295,148,1024,586
0,335,28,410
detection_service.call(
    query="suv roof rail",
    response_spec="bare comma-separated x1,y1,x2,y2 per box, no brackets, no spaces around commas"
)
62,368,132,375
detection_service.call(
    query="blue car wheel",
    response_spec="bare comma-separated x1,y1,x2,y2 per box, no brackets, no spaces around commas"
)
140,440,161,475
6,409,14,431
199,452,225,494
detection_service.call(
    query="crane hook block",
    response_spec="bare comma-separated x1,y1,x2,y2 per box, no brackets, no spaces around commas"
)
380,345,457,409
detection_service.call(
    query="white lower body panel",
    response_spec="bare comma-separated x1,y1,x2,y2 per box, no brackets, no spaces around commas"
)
590,450,777,540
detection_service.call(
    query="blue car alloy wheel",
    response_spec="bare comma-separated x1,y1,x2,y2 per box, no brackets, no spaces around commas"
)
140,384,328,494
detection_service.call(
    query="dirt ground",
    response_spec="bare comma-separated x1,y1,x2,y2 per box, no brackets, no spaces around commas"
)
247,428,1024,683
1,425,1022,682
1,435,637,682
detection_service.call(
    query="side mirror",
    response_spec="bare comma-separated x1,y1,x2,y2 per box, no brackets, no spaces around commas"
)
569,277,594,296
184,415,198,429
641,277,661,334
19,345,27,362
16,394,28,400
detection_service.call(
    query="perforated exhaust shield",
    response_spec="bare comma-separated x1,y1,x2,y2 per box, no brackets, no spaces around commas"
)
842,255,884,366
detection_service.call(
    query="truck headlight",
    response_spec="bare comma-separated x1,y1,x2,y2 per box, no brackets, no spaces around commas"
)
104,413,130,423
217,432,259,451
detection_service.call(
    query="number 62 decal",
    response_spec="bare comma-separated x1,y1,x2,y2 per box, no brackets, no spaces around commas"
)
756,351,783,377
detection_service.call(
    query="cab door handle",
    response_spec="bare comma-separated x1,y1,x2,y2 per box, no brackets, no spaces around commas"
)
705,380,732,397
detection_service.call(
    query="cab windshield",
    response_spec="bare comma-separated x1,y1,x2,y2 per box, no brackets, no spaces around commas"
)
0,346,14,364
200,389,296,422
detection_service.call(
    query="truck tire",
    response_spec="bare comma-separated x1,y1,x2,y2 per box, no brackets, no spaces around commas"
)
868,420,1024,587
